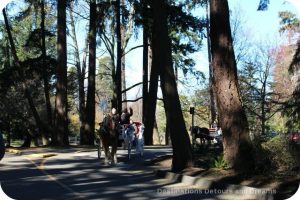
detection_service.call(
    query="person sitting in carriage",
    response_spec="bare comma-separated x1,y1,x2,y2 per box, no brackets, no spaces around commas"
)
120,107,133,126
111,108,120,123
120,107,133,135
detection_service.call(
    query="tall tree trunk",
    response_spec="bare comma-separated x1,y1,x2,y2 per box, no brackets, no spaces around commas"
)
84,0,97,145
209,0,254,171
144,41,157,145
152,0,193,172
206,1,217,126
142,28,148,125
142,0,150,139
3,8,45,145
261,82,266,136
54,0,69,145
41,0,51,145
69,2,88,145
121,0,127,109
165,119,171,145
116,0,122,113
21,130,33,148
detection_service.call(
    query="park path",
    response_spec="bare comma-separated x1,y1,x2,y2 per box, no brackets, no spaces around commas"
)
0,146,280,200
0,147,214,200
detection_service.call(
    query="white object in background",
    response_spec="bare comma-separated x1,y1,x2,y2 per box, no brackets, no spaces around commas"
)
0,0,14,11
285,184,300,200
286,0,300,14
0,184,15,200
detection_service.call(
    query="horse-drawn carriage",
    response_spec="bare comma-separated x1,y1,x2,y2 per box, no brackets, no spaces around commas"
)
96,115,144,164
191,126,222,146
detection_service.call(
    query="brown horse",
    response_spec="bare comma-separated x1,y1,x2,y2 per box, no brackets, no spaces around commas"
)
99,115,120,165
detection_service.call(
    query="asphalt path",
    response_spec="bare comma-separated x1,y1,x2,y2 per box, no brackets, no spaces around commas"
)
0,147,219,200
0,146,270,200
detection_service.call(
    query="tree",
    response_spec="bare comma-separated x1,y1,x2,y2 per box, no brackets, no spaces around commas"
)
115,0,122,113
204,0,217,126
68,0,88,144
54,0,69,145
238,44,282,137
144,0,205,145
82,0,97,145
142,0,149,126
40,0,53,145
152,0,193,172
2,8,47,146
277,11,300,130
209,0,254,171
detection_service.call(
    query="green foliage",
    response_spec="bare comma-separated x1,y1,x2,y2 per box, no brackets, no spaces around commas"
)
0,0,57,143
260,135,300,171
96,56,114,112
168,2,205,80
190,88,210,127
211,154,229,169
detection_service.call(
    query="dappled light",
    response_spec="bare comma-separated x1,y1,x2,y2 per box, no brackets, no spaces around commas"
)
0,0,300,199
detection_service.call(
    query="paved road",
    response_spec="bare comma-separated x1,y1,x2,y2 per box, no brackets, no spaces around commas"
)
0,147,214,200
0,147,277,200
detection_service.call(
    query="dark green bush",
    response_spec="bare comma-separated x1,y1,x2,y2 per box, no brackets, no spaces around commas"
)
260,135,300,171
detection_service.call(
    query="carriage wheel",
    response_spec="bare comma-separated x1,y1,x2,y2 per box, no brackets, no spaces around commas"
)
97,139,102,159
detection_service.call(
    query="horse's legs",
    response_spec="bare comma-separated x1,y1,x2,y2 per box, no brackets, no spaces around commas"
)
201,137,205,145
102,139,109,164
111,140,118,165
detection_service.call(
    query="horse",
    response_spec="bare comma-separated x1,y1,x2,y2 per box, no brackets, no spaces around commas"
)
99,114,120,165
190,126,214,145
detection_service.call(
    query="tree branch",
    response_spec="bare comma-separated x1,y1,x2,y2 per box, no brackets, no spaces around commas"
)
123,45,144,56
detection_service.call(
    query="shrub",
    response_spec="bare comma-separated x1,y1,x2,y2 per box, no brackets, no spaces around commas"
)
261,135,300,171
211,154,229,169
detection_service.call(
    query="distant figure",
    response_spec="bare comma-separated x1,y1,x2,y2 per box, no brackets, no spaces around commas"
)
212,121,217,128
120,107,133,125
134,122,145,157
0,121,5,161
191,126,213,145
217,127,222,136
111,108,120,124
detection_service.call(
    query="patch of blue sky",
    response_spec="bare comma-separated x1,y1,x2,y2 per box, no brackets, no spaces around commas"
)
1,0,299,99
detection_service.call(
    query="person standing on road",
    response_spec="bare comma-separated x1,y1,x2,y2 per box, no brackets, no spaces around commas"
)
0,120,5,161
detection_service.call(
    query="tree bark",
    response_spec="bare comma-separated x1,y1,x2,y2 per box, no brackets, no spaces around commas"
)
152,0,193,172
84,0,97,145
206,1,217,126
142,31,148,125
144,41,157,145
54,0,69,145
116,0,122,113
121,0,127,109
142,0,151,142
41,0,52,145
209,0,254,171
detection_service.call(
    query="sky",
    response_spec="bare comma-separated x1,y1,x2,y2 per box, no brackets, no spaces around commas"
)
1,0,300,100
125,0,300,98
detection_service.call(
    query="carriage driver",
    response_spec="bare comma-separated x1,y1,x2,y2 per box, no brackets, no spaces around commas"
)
120,107,133,125
111,108,120,122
